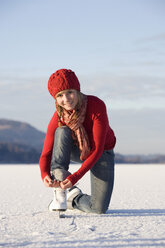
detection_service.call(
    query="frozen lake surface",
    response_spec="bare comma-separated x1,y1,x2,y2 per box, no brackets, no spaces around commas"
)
0,164,165,247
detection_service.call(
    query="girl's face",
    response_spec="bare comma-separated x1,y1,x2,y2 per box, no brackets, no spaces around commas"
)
56,89,79,111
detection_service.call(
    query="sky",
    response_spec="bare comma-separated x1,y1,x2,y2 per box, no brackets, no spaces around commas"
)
0,0,165,155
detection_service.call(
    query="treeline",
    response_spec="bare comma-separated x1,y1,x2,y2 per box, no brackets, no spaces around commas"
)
0,119,165,164
0,142,41,163
115,153,165,164
0,142,165,164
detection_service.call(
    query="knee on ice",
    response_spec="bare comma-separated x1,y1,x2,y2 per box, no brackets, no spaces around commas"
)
91,203,108,214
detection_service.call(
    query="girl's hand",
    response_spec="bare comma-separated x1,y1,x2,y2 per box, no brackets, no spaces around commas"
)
43,175,60,188
60,179,72,189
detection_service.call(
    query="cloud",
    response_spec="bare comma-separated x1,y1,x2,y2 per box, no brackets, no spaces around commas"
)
0,75,48,96
128,33,165,65
1,72,165,113
136,33,165,44
80,73,165,100
109,108,165,154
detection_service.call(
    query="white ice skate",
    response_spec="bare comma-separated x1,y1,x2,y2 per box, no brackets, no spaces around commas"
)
48,187,67,211
67,186,82,210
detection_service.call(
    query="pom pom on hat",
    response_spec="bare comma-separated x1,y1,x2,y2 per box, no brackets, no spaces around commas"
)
48,69,80,97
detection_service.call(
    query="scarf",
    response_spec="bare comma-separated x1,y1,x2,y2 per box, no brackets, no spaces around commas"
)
56,94,90,161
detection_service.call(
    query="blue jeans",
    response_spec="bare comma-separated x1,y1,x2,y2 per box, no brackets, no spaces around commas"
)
51,126,115,214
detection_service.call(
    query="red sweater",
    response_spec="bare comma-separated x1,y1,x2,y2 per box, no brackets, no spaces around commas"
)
39,95,116,185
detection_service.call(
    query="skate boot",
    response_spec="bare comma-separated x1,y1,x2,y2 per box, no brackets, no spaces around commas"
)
67,186,82,210
48,187,67,211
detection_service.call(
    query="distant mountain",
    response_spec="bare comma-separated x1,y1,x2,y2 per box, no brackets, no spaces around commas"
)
0,119,45,151
0,119,45,163
0,118,165,164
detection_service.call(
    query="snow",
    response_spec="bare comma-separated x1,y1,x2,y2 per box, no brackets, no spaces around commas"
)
0,164,165,248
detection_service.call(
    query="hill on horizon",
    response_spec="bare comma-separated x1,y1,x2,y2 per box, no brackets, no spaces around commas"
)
0,118,46,163
0,118,45,151
0,118,165,164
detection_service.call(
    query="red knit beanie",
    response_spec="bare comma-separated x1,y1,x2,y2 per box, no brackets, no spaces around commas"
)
48,69,80,98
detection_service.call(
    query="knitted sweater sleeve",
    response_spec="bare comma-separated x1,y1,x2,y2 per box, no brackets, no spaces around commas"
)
67,99,109,185
39,113,58,180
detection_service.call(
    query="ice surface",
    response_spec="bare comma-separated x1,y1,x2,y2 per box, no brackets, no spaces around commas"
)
0,164,165,247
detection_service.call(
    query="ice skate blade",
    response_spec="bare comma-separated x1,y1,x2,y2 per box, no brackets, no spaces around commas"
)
48,206,66,212
48,200,66,212
51,209,66,212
